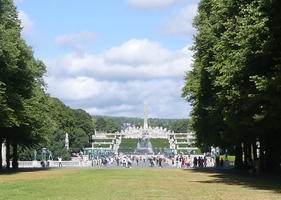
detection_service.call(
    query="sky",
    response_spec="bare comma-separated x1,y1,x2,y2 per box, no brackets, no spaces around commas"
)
15,0,199,119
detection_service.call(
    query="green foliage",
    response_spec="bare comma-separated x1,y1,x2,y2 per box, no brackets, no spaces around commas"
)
169,119,189,133
94,117,121,133
92,116,188,131
183,0,281,171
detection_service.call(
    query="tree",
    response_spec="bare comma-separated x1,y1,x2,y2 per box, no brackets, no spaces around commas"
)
95,117,107,132
183,0,281,171
170,119,189,133
0,0,48,168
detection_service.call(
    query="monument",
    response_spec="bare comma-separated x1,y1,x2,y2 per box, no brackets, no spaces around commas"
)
65,133,69,151
1,141,6,167
135,103,153,154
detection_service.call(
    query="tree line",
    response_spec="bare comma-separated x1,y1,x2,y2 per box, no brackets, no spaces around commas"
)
93,116,190,133
0,0,95,168
183,0,281,171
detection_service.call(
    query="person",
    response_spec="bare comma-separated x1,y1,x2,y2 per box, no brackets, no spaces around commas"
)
58,157,63,167
136,156,139,166
40,159,45,168
193,157,198,167
216,156,220,167
220,158,224,168
159,157,163,168
127,157,132,168
204,156,207,167
116,156,120,166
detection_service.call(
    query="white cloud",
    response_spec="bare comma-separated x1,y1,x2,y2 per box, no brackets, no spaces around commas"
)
14,0,25,4
47,39,192,81
87,104,135,116
160,4,198,37
126,0,183,10
18,10,34,39
56,32,97,53
45,39,192,118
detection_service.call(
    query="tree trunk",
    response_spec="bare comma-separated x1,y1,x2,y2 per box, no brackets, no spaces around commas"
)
259,140,265,172
235,141,243,169
12,142,18,169
0,138,2,169
6,139,10,169
264,140,280,172
252,141,257,161
243,141,252,168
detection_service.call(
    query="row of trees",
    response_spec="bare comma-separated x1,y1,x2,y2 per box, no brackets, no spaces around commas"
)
183,0,281,171
93,117,121,133
93,116,190,133
19,98,95,161
0,0,95,168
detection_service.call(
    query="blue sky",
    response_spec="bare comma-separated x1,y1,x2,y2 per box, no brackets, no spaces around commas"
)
15,0,199,118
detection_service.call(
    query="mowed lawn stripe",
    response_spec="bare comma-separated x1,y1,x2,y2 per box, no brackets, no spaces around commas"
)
0,169,280,200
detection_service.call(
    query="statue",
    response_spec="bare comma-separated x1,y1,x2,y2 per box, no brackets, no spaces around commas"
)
47,150,53,160
42,148,47,161
143,103,149,136
65,133,69,150
33,150,37,161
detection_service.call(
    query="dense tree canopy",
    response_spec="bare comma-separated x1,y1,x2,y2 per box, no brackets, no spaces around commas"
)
183,0,281,171
0,0,96,167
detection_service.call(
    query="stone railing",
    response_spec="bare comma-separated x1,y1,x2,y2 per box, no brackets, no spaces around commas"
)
15,161,81,168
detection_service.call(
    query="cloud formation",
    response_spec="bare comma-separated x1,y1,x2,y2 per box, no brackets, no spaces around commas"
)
46,39,192,118
14,0,25,4
160,4,198,37
18,10,35,39
126,0,183,10
48,39,192,81
56,32,97,53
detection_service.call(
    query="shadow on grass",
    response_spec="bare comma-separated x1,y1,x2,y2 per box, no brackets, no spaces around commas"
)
0,167,52,175
186,168,281,193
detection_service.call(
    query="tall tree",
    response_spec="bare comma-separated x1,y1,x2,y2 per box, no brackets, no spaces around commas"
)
183,0,281,171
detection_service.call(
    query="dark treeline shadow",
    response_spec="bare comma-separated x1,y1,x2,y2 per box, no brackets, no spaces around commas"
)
0,167,53,176
184,168,281,194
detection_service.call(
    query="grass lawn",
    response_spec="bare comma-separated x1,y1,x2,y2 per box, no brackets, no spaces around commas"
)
1,168,281,200
118,138,138,152
150,138,170,149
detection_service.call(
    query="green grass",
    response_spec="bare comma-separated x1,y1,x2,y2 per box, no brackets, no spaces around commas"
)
93,139,114,143
93,144,111,148
118,138,138,152
177,143,191,148
220,155,235,161
105,135,115,138
175,134,187,138
150,138,169,149
176,139,188,142
1,169,281,200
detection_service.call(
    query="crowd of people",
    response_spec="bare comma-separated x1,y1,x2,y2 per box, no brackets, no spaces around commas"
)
83,153,223,169
88,154,169,168
42,153,230,169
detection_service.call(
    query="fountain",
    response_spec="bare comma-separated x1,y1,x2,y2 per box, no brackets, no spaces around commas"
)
135,137,153,154
135,103,154,154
